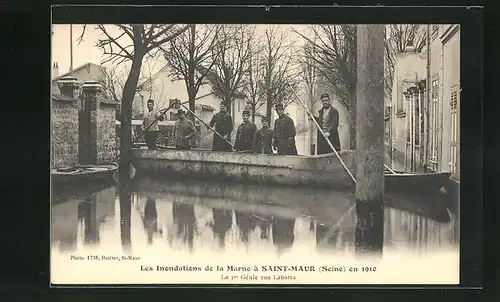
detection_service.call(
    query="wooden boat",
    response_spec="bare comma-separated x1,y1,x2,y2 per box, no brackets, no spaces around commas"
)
130,148,451,194
51,163,119,187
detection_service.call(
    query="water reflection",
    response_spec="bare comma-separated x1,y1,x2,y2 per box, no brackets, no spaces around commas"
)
119,184,132,252
172,202,196,251
272,217,295,253
51,176,459,258
209,209,232,248
143,197,158,244
235,211,257,244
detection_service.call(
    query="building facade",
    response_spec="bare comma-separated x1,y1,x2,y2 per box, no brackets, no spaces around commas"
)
387,24,460,182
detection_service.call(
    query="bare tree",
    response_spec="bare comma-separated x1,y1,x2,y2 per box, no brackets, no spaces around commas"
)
384,24,427,99
293,25,358,149
209,24,255,113
297,39,320,146
242,37,266,122
101,66,150,119
257,26,300,119
161,24,221,121
78,24,189,181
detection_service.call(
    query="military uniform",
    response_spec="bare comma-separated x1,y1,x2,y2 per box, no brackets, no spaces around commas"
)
209,110,233,152
252,116,274,154
234,111,257,152
273,104,298,155
173,109,197,150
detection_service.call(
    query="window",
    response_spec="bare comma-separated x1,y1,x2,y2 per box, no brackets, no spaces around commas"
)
397,89,406,116
170,112,178,121
429,78,439,170
414,91,420,146
449,85,460,177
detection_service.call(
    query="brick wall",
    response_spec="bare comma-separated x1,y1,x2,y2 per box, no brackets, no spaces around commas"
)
97,101,117,163
52,96,79,168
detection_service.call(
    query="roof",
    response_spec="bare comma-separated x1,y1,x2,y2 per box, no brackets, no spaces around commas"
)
138,63,246,99
52,62,106,82
199,104,215,111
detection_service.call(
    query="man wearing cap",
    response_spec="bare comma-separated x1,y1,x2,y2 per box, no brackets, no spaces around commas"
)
141,99,165,150
308,93,341,154
234,110,257,152
173,109,197,150
209,103,233,152
252,116,274,154
273,103,298,155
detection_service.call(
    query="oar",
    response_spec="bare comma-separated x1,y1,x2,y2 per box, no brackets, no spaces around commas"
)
288,86,357,184
178,103,236,151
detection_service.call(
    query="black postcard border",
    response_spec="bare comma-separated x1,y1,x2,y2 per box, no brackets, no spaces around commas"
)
2,3,488,299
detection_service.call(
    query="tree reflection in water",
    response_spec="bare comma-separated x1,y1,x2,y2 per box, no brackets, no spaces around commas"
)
271,217,295,254
142,197,158,245
78,196,99,245
209,209,233,248
172,202,196,251
118,183,132,253
234,211,257,244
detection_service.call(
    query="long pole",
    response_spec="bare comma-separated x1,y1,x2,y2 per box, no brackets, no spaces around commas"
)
179,103,236,150
69,24,73,74
289,85,357,184
113,101,184,161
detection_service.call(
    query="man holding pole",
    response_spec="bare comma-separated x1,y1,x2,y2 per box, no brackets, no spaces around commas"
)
209,103,233,152
173,109,197,150
273,103,298,155
141,99,165,150
308,93,341,154
234,110,257,152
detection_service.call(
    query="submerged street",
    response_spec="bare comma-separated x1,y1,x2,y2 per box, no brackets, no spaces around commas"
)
51,174,459,261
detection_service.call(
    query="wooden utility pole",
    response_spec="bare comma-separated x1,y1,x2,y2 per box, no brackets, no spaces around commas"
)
355,25,386,255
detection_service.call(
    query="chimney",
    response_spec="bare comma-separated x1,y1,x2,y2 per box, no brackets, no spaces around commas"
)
53,62,59,79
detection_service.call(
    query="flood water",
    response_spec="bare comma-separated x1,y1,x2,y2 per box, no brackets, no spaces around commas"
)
51,174,459,284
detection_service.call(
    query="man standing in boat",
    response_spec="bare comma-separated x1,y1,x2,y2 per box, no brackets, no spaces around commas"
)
308,93,341,154
252,116,274,154
234,110,257,152
208,103,233,152
273,103,298,155
141,99,165,150
173,109,197,150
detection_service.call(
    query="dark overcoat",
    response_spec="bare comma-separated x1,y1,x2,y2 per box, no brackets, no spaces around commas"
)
252,127,274,154
209,112,233,152
314,106,341,154
234,122,257,151
273,114,298,155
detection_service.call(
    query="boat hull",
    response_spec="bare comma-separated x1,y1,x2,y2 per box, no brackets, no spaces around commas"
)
51,163,119,188
131,149,356,189
131,149,451,193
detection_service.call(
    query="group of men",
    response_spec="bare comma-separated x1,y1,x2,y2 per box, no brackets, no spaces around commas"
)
141,93,341,155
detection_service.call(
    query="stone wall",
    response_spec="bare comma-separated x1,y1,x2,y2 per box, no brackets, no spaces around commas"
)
52,96,79,168
97,101,117,164
52,77,118,168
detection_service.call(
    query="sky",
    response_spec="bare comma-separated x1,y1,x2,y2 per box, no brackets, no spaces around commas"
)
51,24,310,78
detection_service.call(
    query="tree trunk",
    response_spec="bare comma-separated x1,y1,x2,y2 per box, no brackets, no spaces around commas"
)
251,104,256,123
266,93,272,120
118,54,144,184
188,90,196,123
347,102,357,150
355,24,385,256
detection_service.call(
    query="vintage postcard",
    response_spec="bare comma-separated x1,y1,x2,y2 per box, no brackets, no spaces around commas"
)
51,20,461,285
